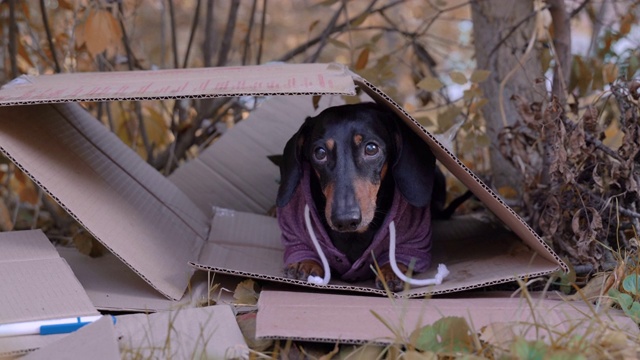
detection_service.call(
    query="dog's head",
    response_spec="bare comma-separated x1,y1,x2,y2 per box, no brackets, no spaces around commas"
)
277,102,436,233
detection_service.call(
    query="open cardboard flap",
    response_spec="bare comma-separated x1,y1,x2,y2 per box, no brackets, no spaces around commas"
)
0,64,566,310
0,230,99,357
255,290,639,344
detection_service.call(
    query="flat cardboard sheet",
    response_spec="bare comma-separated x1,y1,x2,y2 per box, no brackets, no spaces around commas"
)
115,305,248,359
0,64,566,311
21,316,119,360
256,290,639,344
0,230,98,357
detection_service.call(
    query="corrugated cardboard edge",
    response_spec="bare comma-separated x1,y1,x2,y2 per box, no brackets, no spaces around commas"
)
255,290,638,345
0,63,356,106
350,74,568,272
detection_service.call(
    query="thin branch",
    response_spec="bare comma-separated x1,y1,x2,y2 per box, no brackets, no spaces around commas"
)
570,0,591,18
242,0,258,66
39,0,61,73
168,0,179,68
118,3,153,161
548,0,571,104
276,0,409,62
257,0,267,64
487,5,549,60
308,1,346,63
182,0,202,68
203,0,215,67
8,0,18,79
216,0,241,66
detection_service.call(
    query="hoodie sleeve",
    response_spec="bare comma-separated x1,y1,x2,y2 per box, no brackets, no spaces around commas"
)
277,186,322,266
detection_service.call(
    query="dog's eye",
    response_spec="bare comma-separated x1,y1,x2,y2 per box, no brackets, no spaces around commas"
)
314,147,327,161
364,143,379,156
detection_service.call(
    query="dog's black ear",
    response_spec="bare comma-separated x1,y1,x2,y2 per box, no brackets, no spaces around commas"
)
391,119,436,208
276,119,310,207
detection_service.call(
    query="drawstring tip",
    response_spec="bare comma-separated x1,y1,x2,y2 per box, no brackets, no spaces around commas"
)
433,263,450,285
307,275,326,285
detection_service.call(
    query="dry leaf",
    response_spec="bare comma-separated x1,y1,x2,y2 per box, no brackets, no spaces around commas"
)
0,200,14,231
417,77,443,92
233,279,259,305
449,71,467,85
354,48,369,71
81,9,123,57
470,69,491,83
603,63,618,84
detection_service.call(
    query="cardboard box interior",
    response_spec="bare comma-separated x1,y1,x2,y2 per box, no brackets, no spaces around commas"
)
0,64,567,310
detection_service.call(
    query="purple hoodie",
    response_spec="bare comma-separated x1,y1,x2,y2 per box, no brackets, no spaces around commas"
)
277,164,432,282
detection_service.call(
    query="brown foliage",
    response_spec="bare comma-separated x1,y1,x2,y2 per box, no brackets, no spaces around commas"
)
499,80,640,270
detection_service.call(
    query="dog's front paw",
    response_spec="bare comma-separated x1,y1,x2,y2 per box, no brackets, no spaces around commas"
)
285,260,324,281
375,263,407,292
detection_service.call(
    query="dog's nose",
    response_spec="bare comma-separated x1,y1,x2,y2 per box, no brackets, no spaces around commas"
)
332,211,361,232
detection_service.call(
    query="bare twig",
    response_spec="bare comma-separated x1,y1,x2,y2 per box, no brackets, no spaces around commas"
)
257,0,267,64
548,0,571,104
203,0,215,67
276,0,409,62
8,0,18,79
308,1,346,63
168,0,179,68
182,0,202,68
216,0,241,66
242,0,258,65
118,4,153,161
570,0,591,18
39,0,61,73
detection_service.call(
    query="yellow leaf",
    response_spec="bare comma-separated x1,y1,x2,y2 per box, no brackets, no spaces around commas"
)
497,186,518,199
354,48,369,70
603,63,619,84
328,38,349,50
417,77,443,91
470,69,491,83
450,71,467,85
83,9,123,57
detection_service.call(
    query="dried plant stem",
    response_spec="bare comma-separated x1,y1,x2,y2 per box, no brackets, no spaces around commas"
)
257,0,267,64
242,0,258,65
276,0,407,62
8,0,18,79
39,0,61,73
217,0,241,67
168,0,179,68
182,0,202,68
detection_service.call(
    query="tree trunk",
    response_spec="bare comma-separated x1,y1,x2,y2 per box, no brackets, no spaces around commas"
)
471,0,546,194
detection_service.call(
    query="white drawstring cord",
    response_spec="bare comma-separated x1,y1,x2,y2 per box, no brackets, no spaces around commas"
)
303,204,449,287
304,204,331,285
389,220,449,286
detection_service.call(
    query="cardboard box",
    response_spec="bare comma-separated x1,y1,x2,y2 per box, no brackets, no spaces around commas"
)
0,230,99,357
0,64,566,310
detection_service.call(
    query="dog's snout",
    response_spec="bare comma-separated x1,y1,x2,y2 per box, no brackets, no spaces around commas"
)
332,211,361,232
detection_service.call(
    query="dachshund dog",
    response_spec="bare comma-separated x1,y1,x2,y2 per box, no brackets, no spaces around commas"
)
276,102,439,291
